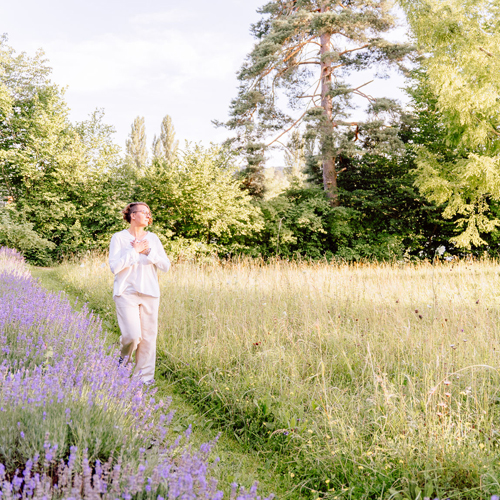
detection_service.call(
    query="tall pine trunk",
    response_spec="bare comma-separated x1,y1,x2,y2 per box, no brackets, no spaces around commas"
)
320,6,338,207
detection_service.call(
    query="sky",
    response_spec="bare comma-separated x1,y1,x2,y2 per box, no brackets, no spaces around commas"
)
3,0,409,166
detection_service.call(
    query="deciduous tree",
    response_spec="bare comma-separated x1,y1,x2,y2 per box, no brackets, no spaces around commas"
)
138,144,263,250
126,116,148,169
0,38,128,262
399,0,500,248
160,114,179,163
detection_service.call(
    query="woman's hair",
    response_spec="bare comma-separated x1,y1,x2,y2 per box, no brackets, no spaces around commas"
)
122,202,152,225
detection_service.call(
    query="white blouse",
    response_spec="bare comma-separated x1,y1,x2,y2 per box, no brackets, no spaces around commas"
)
109,229,171,298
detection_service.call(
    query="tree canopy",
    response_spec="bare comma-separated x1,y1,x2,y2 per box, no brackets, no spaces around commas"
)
222,0,413,203
399,0,500,248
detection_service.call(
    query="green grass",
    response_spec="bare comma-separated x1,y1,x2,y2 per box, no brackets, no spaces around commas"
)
33,257,500,500
31,266,289,500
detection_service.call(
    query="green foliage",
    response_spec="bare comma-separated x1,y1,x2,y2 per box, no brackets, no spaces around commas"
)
0,38,131,263
250,86,462,262
399,0,500,248
0,207,54,256
159,114,179,163
0,34,482,263
255,187,406,261
138,144,264,254
125,116,148,170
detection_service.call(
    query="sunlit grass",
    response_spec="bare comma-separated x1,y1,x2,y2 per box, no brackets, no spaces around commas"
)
50,255,500,499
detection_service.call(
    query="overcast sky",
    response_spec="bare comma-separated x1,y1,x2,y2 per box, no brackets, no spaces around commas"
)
3,0,409,166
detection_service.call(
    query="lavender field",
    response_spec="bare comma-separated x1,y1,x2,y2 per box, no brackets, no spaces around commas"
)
0,248,270,500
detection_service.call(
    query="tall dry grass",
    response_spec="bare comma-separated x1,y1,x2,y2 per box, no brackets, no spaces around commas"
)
50,255,500,499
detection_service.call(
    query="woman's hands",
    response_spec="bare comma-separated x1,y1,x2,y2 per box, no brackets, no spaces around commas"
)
131,239,151,255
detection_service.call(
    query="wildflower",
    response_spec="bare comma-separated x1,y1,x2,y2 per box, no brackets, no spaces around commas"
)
443,380,451,386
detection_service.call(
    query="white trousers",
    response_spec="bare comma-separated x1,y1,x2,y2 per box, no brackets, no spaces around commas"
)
114,292,159,382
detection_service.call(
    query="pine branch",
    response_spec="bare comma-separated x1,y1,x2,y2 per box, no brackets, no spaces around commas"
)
339,44,370,56
266,108,309,147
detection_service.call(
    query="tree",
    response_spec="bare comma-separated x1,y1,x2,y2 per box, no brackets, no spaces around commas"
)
0,38,129,262
138,144,263,251
0,207,55,254
223,0,412,204
160,114,179,163
0,39,12,119
126,116,148,169
283,130,307,187
398,0,500,248
151,134,163,162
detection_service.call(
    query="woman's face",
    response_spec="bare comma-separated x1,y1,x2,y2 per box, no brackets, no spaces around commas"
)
130,206,152,227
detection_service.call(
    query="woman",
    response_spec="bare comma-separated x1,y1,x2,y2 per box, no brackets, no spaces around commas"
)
109,202,171,383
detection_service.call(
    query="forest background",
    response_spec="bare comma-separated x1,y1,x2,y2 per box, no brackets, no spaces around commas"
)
2,0,500,265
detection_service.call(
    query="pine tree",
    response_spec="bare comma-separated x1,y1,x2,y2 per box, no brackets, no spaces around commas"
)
223,0,412,204
160,114,178,163
399,0,500,248
126,116,148,169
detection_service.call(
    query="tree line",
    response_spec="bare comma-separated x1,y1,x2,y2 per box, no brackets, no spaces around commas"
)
1,0,500,264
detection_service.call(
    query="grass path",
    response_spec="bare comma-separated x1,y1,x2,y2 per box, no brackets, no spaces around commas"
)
31,267,289,499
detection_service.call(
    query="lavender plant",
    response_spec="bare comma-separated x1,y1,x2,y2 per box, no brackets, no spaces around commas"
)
0,249,271,500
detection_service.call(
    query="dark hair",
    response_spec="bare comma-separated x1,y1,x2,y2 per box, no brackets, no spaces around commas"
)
122,202,152,225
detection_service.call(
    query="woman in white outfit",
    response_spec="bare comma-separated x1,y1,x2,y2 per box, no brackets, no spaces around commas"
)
109,202,171,383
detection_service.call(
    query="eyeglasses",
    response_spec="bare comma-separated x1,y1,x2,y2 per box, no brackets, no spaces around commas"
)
132,210,152,218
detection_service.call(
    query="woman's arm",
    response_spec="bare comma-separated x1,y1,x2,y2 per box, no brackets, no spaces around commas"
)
145,235,171,272
109,234,139,274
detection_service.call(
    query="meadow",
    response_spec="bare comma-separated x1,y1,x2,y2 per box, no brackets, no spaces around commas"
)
0,248,271,500
45,254,500,500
